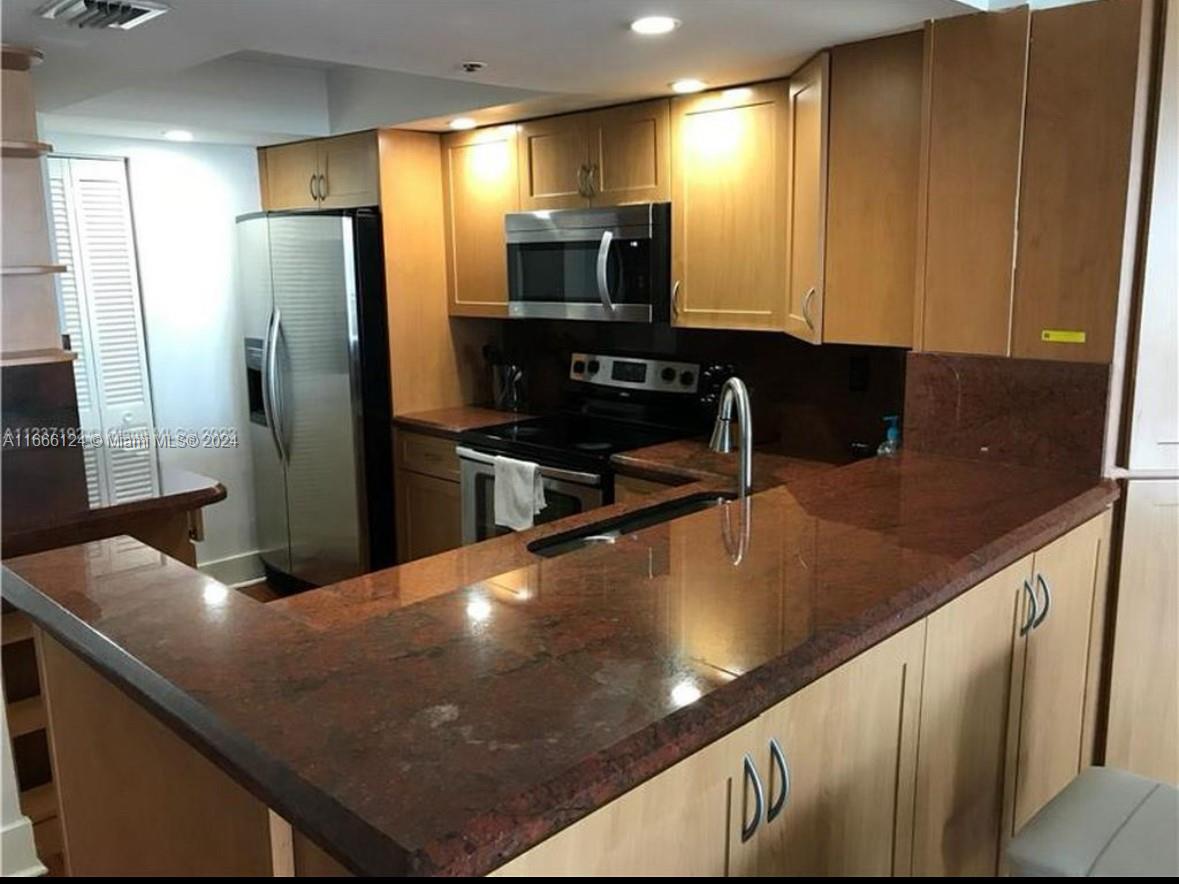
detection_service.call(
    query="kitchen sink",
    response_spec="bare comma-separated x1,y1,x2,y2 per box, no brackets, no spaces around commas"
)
527,491,738,559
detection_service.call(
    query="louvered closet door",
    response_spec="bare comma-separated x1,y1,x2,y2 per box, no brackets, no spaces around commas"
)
47,157,107,506
58,157,159,503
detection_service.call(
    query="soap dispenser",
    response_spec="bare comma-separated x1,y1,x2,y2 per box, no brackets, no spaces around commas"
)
877,415,901,457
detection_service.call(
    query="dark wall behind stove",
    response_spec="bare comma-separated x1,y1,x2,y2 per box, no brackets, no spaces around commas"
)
498,320,907,463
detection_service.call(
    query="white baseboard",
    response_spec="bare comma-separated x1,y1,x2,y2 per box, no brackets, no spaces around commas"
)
1,815,46,877
198,550,264,587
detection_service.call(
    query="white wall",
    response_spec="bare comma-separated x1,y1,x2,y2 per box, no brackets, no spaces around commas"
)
44,131,262,580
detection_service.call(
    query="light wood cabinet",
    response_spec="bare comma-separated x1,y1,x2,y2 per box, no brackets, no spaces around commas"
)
670,81,791,330
441,126,518,317
784,54,829,344
917,1,1145,362
735,621,925,876
393,429,462,563
517,100,670,210
259,132,379,211
913,557,1029,876
1007,512,1110,834
1009,0,1143,363
1105,480,1179,785
823,32,923,347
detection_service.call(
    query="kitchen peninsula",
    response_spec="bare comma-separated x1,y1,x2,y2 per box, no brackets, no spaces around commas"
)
2,451,1115,876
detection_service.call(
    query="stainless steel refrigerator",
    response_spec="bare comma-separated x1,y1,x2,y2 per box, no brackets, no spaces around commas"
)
237,209,393,590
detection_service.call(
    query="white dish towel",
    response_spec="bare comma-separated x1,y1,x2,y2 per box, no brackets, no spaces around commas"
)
493,455,547,531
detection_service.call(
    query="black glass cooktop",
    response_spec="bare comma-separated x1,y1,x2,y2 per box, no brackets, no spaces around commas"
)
460,413,692,472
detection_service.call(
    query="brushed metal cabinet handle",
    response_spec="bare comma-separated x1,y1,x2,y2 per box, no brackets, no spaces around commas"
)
587,162,598,198
1020,578,1038,636
309,173,318,202
318,173,327,202
767,737,790,822
576,164,589,198
741,754,765,843
671,280,681,317
802,286,816,331
1033,573,1052,629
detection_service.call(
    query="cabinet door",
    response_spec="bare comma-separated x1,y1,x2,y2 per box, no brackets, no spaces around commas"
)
918,8,1028,356
1106,481,1179,784
394,470,461,562
261,141,320,210
824,32,922,347
317,131,379,209
784,53,829,344
670,81,790,330
490,719,758,876
441,126,517,317
913,556,1030,876
1009,513,1109,833
1010,0,1142,363
587,99,670,206
735,620,925,876
517,115,590,210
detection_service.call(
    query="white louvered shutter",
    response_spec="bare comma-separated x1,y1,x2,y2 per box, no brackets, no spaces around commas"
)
57,158,159,502
47,157,107,505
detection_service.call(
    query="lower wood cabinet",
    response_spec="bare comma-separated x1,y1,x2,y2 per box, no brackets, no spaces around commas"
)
495,511,1112,877
393,429,462,562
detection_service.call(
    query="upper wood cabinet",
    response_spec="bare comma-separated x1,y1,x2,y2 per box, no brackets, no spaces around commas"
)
670,81,791,330
784,54,829,343
517,100,670,210
258,131,379,211
917,1,1145,362
823,32,923,347
441,125,518,317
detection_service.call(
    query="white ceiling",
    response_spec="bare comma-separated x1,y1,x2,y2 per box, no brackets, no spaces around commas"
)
2,0,984,145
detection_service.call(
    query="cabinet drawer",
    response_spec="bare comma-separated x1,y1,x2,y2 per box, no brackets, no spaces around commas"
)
395,430,460,482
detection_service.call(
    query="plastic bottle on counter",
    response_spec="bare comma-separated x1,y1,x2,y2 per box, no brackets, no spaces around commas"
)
877,415,901,457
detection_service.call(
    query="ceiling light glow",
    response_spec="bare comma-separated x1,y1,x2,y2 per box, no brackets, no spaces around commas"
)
163,129,194,142
449,117,477,131
671,78,707,94
631,16,680,36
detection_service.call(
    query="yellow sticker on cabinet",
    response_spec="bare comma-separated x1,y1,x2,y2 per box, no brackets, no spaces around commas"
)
1041,329,1087,344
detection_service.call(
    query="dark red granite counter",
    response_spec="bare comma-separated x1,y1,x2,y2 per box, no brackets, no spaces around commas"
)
611,438,838,488
392,406,526,439
0,453,1117,875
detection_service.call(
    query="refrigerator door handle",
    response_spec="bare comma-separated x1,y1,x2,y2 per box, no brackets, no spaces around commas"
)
263,308,287,463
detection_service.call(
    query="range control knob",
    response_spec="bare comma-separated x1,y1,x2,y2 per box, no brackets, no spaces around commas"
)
587,360,601,374
572,359,586,374
680,370,696,386
660,366,677,382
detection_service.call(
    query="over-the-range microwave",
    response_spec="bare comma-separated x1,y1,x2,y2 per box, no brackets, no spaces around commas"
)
504,202,671,322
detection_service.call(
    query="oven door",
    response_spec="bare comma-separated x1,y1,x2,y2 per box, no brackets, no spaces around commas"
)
505,203,670,322
457,447,605,544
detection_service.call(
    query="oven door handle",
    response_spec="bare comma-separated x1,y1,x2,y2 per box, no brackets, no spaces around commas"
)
595,229,616,313
456,446,602,486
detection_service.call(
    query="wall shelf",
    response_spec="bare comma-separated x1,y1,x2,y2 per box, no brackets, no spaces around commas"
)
19,782,57,824
1,140,53,158
2,610,33,646
1,263,66,276
8,695,46,738
0,348,77,368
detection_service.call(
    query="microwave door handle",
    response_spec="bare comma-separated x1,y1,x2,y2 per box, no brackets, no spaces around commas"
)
595,229,616,313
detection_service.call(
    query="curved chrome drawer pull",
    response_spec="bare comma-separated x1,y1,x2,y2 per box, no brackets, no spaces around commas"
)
1033,573,1052,629
767,737,790,822
1020,579,1038,636
740,754,764,843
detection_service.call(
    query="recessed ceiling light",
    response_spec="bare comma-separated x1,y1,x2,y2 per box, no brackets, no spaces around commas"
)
671,78,707,94
631,16,680,36
163,129,193,142
449,117,477,131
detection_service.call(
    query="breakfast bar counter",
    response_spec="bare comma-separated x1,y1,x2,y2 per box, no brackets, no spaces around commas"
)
1,453,1117,876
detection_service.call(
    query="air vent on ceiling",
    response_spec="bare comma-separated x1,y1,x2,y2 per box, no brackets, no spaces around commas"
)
38,0,170,30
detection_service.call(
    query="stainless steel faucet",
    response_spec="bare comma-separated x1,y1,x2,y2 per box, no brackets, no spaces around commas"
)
709,376,753,502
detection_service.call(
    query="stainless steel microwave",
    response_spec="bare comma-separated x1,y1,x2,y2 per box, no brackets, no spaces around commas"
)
505,202,671,322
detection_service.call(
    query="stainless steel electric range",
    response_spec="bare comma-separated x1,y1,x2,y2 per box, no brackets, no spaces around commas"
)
457,352,733,544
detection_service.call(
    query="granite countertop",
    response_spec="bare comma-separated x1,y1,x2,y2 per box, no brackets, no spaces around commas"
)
2,465,226,558
611,438,839,488
1,453,1117,876
392,406,527,438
